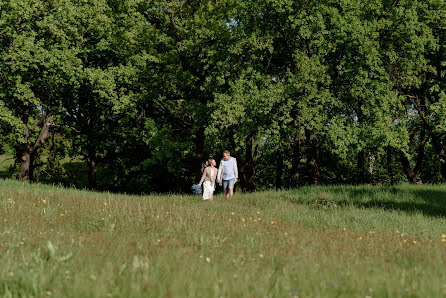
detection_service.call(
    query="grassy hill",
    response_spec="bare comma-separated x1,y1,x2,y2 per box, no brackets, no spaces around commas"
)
1,179,446,297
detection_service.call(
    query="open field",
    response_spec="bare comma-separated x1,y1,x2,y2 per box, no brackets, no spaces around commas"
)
1,179,446,297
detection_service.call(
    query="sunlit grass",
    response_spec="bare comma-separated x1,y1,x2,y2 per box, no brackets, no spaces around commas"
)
1,180,446,297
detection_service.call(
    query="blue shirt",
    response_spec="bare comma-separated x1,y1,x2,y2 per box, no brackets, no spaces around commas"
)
222,158,235,180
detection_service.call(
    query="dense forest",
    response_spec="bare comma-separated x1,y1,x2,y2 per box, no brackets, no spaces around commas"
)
0,0,445,193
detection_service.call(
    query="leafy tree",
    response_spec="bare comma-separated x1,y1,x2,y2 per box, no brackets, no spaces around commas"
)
0,0,81,180
380,0,446,182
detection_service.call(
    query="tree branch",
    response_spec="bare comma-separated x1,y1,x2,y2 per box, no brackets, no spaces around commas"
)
30,115,46,133
50,124,81,134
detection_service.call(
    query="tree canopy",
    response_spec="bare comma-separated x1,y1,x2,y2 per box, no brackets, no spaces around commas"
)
1,0,445,193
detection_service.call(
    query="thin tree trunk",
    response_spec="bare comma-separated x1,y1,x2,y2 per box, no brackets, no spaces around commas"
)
357,150,365,184
190,127,207,181
87,146,97,190
229,128,241,162
88,159,97,190
305,130,320,185
291,138,301,187
386,146,394,185
275,150,283,190
241,134,258,192
413,128,427,175
17,108,31,180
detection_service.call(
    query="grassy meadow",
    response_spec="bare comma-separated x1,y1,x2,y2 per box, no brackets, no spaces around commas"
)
1,179,446,297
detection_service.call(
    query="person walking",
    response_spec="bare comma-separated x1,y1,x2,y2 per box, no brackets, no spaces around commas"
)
198,159,217,201
217,150,238,198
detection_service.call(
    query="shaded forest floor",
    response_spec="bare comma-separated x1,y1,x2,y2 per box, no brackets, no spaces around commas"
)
1,180,446,297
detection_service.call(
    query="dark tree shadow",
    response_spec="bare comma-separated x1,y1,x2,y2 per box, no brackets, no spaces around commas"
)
330,187,446,217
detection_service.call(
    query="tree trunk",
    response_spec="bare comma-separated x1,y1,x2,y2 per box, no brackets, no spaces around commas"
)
29,116,53,181
87,146,97,190
88,159,97,190
290,138,301,187
305,130,320,185
441,162,446,181
386,146,394,185
399,151,422,184
413,129,426,175
429,133,446,181
18,146,31,180
357,150,365,184
241,134,258,192
229,128,241,162
399,128,428,184
275,150,283,190
414,95,445,180
194,127,206,181
17,110,52,181
17,107,31,180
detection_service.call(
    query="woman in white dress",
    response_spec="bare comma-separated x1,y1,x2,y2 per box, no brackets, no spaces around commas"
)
198,159,217,201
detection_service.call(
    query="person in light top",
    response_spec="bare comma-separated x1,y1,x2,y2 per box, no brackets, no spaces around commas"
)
198,159,217,201
217,150,238,198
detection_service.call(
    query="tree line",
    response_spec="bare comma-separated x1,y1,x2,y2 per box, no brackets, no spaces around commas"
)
0,0,445,193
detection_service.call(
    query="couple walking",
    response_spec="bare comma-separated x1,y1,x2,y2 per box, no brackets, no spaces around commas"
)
198,150,238,201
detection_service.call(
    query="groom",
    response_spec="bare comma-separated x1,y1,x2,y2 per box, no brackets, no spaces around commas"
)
217,150,238,198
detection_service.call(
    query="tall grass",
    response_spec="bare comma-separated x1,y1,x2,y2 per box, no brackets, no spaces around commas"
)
1,180,446,297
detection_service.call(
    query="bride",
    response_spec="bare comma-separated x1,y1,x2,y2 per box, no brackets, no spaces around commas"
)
198,159,217,201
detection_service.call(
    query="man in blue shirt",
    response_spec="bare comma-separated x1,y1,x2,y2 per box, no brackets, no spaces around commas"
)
217,150,238,198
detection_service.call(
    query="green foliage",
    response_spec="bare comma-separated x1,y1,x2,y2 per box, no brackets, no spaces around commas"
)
0,0,445,191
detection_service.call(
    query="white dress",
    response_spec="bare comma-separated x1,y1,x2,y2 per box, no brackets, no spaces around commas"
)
203,169,216,200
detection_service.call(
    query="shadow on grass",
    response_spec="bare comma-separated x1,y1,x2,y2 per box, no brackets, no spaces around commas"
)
322,187,446,217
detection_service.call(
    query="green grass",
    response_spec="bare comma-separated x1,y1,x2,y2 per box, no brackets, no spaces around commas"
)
1,179,446,297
